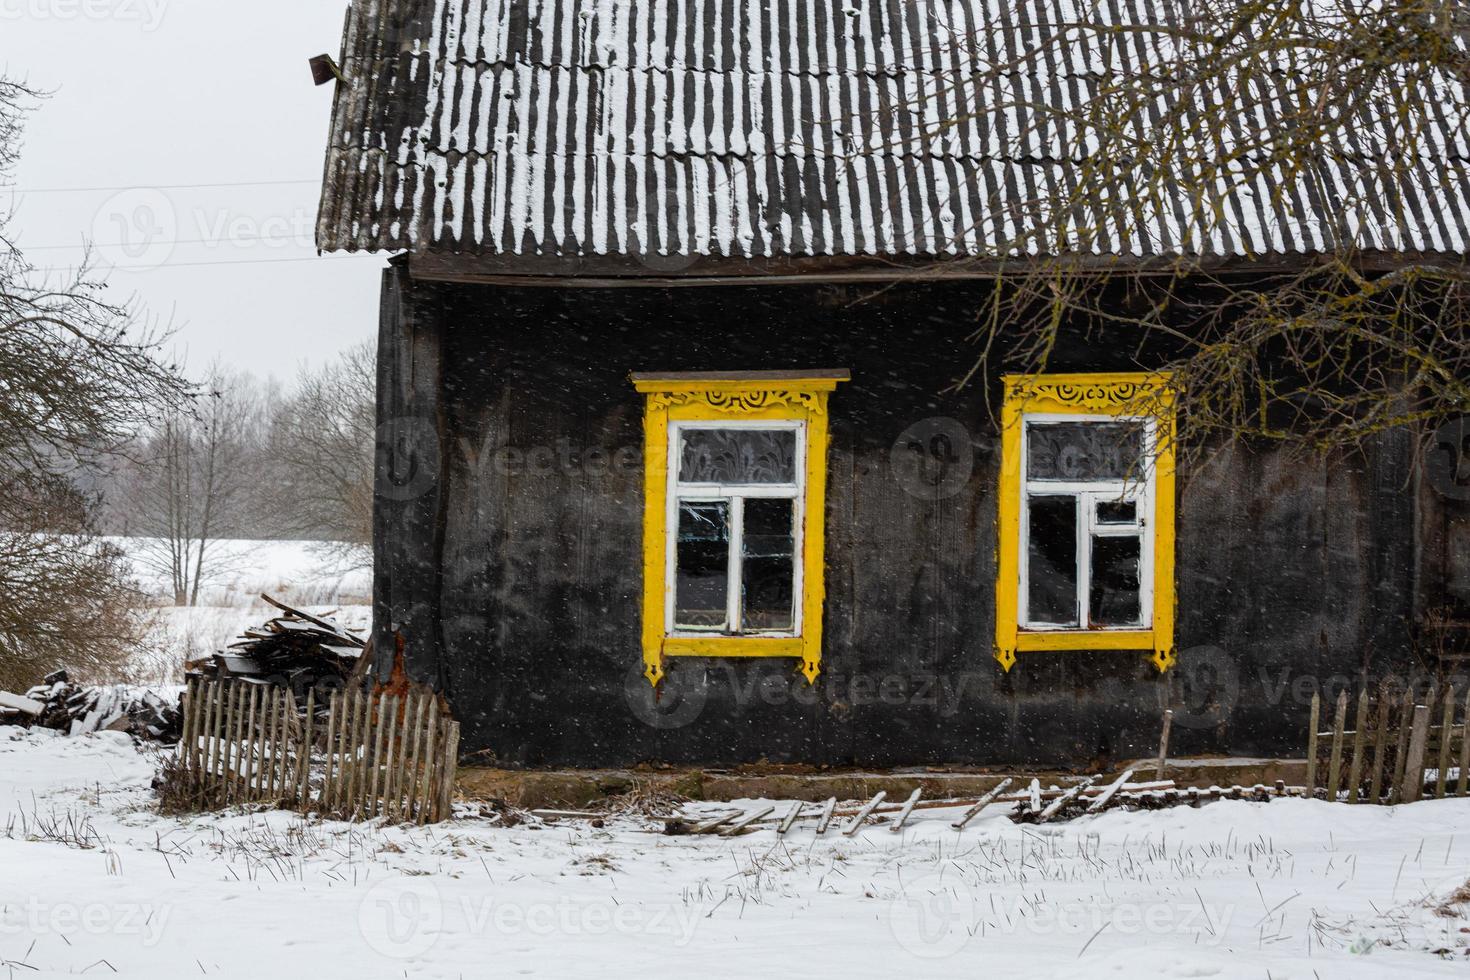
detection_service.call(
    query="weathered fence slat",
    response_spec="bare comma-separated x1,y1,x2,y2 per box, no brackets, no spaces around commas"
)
323,690,342,810
201,682,218,782
1460,689,1470,799
1305,693,1320,793
437,720,461,822
1390,690,1414,803
404,694,427,821
1436,689,1456,801
416,697,440,826
247,687,262,800
1326,691,1349,801
1402,705,1432,804
296,687,316,803
1369,690,1392,804
226,684,245,799
1347,691,1369,803
180,678,198,773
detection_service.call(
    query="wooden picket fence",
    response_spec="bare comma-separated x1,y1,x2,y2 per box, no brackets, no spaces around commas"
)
1306,685,1469,804
177,678,461,823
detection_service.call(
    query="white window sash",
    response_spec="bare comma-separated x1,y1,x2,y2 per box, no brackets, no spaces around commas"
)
665,420,806,639
1018,414,1156,631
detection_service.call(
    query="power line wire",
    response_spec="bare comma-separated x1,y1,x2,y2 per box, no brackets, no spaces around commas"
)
25,233,311,251
0,178,320,194
34,253,384,273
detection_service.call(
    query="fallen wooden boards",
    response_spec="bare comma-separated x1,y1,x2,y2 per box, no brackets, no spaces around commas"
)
1087,769,1136,813
0,690,44,718
814,797,837,835
1037,777,1096,822
657,776,1307,837
889,789,922,832
841,791,888,836
952,778,1013,829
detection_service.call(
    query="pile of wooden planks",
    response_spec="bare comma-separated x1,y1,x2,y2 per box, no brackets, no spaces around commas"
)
2,670,180,742
186,595,366,709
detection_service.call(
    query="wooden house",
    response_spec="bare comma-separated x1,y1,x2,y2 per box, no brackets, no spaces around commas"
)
315,1,1470,768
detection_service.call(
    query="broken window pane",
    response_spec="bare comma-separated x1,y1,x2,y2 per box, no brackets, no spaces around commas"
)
681,428,797,484
674,501,730,630
741,498,796,632
1090,535,1142,626
1027,422,1144,481
1026,495,1078,625
1095,499,1137,525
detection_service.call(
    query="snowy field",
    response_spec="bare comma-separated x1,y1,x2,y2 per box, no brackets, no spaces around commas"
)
108,538,370,685
4,729,1470,978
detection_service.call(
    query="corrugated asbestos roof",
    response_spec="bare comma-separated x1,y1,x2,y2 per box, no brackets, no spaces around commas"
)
316,0,1470,261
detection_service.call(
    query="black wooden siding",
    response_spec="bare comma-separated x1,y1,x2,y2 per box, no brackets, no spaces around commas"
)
374,265,1439,769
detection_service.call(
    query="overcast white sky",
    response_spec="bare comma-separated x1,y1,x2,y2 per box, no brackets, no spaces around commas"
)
2,0,386,380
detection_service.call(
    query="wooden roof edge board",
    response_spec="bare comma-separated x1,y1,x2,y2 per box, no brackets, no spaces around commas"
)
406,249,1469,286
630,370,852,385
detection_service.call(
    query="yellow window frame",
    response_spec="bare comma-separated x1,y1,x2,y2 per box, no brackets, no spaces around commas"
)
995,372,1177,673
632,372,848,687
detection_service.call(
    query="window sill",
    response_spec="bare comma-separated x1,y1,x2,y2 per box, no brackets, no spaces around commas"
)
662,636,804,658
997,629,1176,673
1016,630,1156,652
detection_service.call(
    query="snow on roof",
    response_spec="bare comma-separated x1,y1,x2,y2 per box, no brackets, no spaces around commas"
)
315,0,1470,261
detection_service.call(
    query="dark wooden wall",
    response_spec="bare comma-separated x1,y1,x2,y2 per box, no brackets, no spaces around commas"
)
373,263,1439,769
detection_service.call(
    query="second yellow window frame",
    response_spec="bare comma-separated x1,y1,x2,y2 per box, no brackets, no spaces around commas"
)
994,372,1177,673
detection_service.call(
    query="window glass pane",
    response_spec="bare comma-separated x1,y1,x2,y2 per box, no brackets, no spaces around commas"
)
741,498,795,632
1027,422,1144,481
674,501,730,630
1026,495,1078,625
680,428,797,484
1095,499,1137,524
1090,535,1142,626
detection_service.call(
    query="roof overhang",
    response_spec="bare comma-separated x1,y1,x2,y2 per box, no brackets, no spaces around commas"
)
397,249,1470,288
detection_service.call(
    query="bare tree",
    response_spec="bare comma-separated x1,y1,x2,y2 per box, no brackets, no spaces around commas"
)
924,0,1470,458
0,77,188,687
266,342,375,572
122,368,266,606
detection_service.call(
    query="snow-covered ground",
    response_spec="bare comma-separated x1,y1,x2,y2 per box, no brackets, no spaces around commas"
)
4,729,1470,978
110,537,371,609
106,538,370,685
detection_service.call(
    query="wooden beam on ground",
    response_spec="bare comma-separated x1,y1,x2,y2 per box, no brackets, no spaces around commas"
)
889,789,922,833
721,806,776,837
777,801,805,835
841,792,887,836
691,810,741,835
1038,778,1096,823
814,797,837,835
951,778,1013,829
1087,770,1138,814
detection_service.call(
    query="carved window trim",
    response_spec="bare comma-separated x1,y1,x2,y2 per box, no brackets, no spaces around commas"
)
995,372,1178,673
632,373,848,687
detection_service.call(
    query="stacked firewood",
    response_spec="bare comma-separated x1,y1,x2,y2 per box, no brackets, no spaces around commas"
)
0,670,181,742
185,595,367,712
